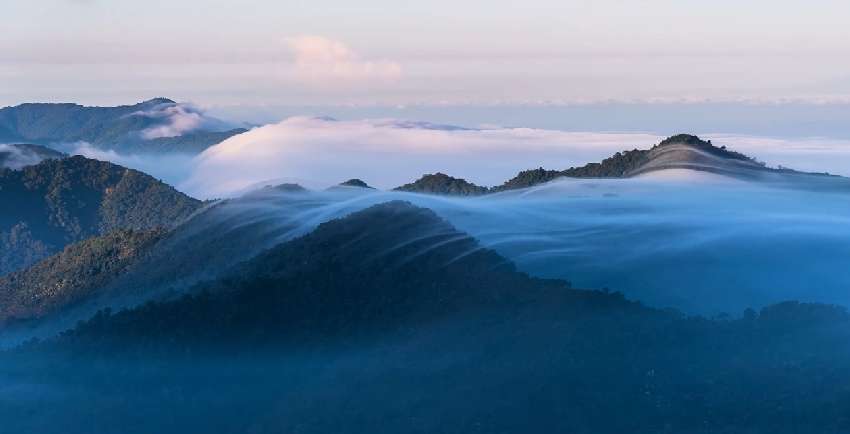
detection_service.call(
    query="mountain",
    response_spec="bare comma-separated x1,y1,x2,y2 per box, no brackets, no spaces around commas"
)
57,201,575,347
389,135,786,195
338,178,373,188
394,172,489,196
0,144,65,170
0,98,246,153
326,178,375,192
0,229,165,326
57,182,322,308
0,155,202,275
8,202,850,434
494,134,801,191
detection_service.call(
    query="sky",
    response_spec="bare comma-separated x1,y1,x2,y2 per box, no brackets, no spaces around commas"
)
4,0,850,109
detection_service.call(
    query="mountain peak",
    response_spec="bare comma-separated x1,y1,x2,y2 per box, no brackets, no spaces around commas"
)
140,97,176,105
653,134,753,161
495,133,771,191
394,173,489,196
338,178,373,188
657,134,711,147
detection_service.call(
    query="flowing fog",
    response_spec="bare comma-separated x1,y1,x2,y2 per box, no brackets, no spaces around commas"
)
54,115,850,199
139,170,850,315
30,117,850,317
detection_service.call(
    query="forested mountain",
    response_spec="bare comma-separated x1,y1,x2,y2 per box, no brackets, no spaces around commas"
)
0,155,202,275
394,172,489,195
337,178,373,188
0,229,166,326
5,201,850,434
56,201,573,346
494,134,782,191
388,135,785,195
0,144,65,170
0,98,246,153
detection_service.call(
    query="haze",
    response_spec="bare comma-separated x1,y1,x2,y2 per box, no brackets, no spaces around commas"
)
5,0,850,108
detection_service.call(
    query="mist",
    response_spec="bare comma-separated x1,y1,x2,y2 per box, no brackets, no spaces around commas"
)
0,144,55,169
58,142,198,187
5,158,850,434
83,171,850,316
279,177,850,314
179,117,664,197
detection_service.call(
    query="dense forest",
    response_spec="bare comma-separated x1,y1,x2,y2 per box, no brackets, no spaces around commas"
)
0,155,201,275
0,228,166,325
394,172,489,196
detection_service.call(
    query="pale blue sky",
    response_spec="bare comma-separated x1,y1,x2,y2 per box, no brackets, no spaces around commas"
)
3,0,850,108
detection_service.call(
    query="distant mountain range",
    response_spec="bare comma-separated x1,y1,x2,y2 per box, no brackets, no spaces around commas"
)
0,155,202,275
393,134,839,195
0,98,246,153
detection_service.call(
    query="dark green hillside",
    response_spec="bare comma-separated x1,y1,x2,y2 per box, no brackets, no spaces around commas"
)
0,155,201,274
0,98,172,144
394,172,488,196
0,229,165,325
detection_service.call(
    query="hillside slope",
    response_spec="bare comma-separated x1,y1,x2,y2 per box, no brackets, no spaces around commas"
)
0,229,166,325
0,155,202,274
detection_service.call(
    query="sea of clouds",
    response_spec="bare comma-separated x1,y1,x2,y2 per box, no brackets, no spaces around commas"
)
41,114,850,200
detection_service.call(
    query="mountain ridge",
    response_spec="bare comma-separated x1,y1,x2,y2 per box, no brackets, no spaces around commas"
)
0,155,202,275
0,228,166,326
391,134,781,195
0,98,245,153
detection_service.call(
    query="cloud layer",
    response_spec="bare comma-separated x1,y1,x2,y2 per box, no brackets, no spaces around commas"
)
41,113,850,201
179,117,663,198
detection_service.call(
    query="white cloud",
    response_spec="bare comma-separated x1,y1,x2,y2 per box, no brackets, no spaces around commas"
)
286,35,402,83
138,105,205,139
0,144,48,169
179,117,661,198
67,142,197,187
49,115,850,200
130,102,235,139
